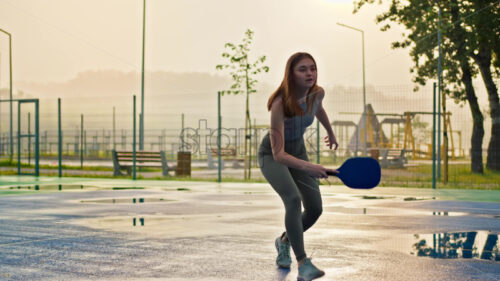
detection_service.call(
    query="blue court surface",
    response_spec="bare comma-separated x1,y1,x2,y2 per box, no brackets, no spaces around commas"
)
0,175,499,280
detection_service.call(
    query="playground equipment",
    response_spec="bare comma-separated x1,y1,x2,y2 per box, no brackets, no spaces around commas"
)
401,111,459,160
343,104,389,153
380,117,405,149
340,106,461,161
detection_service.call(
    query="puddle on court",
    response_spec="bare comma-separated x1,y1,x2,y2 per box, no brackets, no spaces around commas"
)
72,214,263,238
378,231,499,262
410,231,499,262
243,191,269,195
324,206,469,217
403,197,435,201
353,195,435,201
7,184,88,190
357,195,395,200
3,185,150,191
80,197,175,204
429,211,469,217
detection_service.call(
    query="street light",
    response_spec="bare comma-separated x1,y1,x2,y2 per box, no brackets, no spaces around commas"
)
337,22,367,156
140,0,146,150
0,28,13,162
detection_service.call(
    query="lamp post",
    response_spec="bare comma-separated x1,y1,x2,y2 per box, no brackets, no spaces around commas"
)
0,28,13,162
337,22,367,156
140,0,146,150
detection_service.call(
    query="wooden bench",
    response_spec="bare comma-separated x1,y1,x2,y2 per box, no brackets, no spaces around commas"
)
380,149,407,168
207,148,245,169
112,150,175,176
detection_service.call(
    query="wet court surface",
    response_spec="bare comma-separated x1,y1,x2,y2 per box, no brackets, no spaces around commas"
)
0,176,499,280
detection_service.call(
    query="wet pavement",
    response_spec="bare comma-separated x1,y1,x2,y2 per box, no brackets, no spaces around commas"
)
0,175,499,280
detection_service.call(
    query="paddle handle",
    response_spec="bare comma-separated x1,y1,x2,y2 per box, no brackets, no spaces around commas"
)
326,170,339,176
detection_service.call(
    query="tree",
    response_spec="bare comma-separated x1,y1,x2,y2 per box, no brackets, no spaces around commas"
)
354,0,499,173
469,0,500,171
216,29,269,179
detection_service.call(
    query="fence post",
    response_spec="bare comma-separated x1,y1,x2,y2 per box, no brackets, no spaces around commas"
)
217,91,221,183
133,95,137,180
432,83,437,189
316,119,320,164
58,98,62,177
34,100,39,176
80,114,84,169
28,112,31,166
17,102,20,174
113,106,116,150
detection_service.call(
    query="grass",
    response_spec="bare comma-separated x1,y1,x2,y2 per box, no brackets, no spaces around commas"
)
0,160,205,172
378,164,500,190
0,159,114,171
1,158,499,190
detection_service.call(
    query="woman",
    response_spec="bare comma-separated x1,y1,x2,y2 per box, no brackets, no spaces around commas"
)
257,52,338,281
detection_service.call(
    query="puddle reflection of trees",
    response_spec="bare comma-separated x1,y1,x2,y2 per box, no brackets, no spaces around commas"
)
412,231,499,261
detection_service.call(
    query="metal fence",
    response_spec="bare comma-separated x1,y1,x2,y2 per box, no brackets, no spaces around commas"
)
0,84,497,188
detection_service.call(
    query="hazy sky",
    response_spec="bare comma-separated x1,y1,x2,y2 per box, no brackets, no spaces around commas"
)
0,0,413,88
0,0,495,151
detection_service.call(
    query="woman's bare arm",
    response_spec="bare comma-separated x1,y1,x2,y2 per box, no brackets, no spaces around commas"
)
314,90,334,136
314,89,338,150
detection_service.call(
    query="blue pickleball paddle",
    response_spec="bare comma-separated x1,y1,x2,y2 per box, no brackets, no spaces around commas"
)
326,157,381,189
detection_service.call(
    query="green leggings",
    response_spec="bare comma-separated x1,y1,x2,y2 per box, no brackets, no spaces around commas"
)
258,133,323,261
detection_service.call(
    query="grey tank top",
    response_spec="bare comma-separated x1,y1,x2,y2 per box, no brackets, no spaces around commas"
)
284,99,319,142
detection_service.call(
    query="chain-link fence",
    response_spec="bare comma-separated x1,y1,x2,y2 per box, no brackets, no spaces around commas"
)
0,84,498,189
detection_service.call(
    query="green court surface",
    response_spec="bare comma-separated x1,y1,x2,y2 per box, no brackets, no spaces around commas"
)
1,175,499,202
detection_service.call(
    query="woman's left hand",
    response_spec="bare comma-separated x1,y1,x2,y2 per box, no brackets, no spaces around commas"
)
324,134,338,150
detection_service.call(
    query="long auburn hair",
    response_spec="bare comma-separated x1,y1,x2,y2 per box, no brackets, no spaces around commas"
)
267,52,319,117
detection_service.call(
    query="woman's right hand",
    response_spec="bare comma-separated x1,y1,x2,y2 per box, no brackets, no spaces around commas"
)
306,164,336,179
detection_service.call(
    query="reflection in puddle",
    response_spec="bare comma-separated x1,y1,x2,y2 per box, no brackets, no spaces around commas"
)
353,195,435,201
8,184,85,190
404,197,435,201
133,217,145,226
274,267,291,280
80,198,174,204
411,231,499,261
358,195,394,200
431,211,467,217
5,185,151,191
